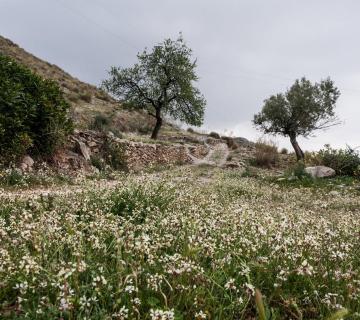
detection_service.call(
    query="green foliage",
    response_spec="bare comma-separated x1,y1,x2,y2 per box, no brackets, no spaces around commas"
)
253,77,340,138
253,77,340,159
110,184,175,224
102,35,206,139
209,131,220,139
0,55,72,163
241,166,259,178
1,169,360,318
317,145,360,176
103,140,127,170
90,154,107,172
90,114,111,132
0,168,73,189
287,161,310,180
274,162,359,189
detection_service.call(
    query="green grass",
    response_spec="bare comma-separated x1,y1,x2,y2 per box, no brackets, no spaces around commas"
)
270,174,360,190
0,168,360,319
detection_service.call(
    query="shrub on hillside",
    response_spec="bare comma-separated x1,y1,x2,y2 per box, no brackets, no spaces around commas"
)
90,114,111,132
250,139,279,168
79,92,92,103
209,131,221,139
0,55,72,163
317,145,360,176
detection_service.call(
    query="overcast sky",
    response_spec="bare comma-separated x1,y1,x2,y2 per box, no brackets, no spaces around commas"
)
1,0,360,150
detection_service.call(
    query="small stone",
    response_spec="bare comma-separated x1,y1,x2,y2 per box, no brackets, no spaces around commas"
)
19,155,34,171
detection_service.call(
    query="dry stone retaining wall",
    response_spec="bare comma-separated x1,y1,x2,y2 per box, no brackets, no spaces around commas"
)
53,130,200,172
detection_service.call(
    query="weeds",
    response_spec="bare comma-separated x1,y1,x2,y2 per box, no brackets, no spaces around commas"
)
0,168,359,318
250,138,279,168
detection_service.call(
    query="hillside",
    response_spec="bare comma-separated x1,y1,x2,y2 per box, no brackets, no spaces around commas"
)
0,35,154,133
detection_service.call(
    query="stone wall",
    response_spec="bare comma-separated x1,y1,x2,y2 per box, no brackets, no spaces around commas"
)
108,137,192,171
53,130,203,172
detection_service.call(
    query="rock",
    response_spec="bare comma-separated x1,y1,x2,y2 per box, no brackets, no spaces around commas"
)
305,166,335,178
225,161,241,168
76,140,91,161
287,175,298,181
233,137,255,148
19,155,34,171
88,141,98,148
329,190,340,196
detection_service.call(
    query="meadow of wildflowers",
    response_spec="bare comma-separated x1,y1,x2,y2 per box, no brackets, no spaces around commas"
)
0,166,359,319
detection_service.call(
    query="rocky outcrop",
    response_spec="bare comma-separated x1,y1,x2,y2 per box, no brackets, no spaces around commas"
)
188,145,209,159
233,137,255,148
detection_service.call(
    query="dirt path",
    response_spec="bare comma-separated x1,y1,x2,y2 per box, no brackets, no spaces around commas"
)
187,142,229,167
0,179,122,200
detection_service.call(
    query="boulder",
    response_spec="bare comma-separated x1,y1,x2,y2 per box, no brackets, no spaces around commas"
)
19,155,34,171
305,166,335,178
233,137,255,148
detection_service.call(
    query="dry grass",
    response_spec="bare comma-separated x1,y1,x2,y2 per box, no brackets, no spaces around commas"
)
250,138,279,168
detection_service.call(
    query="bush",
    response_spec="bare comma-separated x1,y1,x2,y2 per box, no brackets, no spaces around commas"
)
0,55,72,163
317,145,360,176
110,184,175,224
90,114,110,132
250,139,279,168
104,139,127,170
79,92,92,103
280,147,288,154
209,131,221,139
285,161,311,180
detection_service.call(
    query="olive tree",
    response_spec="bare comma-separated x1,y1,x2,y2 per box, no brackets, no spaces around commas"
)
253,77,340,160
102,36,206,139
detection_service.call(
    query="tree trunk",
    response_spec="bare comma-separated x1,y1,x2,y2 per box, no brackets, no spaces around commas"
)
151,114,162,140
289,134,304,161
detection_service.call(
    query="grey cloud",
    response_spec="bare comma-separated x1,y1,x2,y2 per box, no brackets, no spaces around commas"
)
1,0,359,150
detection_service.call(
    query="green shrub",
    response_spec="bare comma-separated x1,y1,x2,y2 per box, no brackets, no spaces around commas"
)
110,184,175,224
104,139,127,170
317,145,360,176
90,154,107,172
286,161,311,180
209,131,220,139
250,139,279,168
280,147,288,154
90,114,110,132
0,55,72,163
